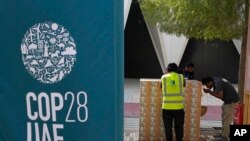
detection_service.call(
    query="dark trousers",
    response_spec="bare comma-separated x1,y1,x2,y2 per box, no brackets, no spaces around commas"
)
162,109,185,141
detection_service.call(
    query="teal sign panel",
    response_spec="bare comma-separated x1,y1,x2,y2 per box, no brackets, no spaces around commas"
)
0,0,124,141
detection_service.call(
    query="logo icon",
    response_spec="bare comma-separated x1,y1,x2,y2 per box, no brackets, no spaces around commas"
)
21,22,77,84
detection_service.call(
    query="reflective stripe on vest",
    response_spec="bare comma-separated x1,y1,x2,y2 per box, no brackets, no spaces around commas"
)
161,73,184,110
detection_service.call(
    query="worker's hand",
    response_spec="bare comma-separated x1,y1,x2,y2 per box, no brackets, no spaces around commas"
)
203,88,212,93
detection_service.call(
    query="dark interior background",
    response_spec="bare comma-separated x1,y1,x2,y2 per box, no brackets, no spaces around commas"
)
179,39,239,83
124,0,162,79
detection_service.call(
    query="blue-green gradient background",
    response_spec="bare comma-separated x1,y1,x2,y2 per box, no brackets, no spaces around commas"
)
0,0,124,140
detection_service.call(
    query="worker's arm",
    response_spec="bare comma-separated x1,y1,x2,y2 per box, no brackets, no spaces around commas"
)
203,88,223,99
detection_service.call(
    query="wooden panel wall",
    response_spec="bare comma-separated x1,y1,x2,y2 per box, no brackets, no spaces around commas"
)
243,91,250,124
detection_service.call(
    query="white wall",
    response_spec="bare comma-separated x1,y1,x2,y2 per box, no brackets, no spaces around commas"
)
145,24,188,70
233,39,242,54
124,0,132,28
161,33,188,66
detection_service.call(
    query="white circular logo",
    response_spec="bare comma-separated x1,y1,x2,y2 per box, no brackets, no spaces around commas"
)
21,22,77,84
